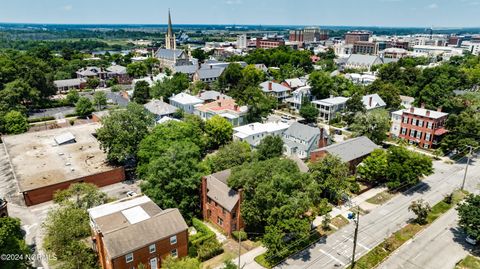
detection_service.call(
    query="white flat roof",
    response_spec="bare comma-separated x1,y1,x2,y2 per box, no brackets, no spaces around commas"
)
88,195,152,219
313,96,349,106
233,122,290,136
121,206,151,224
169,93,204,105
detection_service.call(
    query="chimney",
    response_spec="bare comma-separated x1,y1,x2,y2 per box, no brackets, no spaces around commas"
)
369,96,373,107
160,96,163,102
237,188,243,229
426,110,430,117
210,65,213,69
410,107,414,113
234,104,238,111
217,101,221,107
268,81,273,91
249,124,254,130
421,102,425,109
437,107,442,112
318,128,327,148
216,95,220,100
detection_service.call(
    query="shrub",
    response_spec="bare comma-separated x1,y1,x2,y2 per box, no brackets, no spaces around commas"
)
28,116,55,123
197,238,223,261
190,218,215,247
232,230,247,242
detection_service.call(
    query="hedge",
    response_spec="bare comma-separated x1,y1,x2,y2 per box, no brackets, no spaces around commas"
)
28,116,55,123
232,230,247,242
197,238,224,261
190,218,215,247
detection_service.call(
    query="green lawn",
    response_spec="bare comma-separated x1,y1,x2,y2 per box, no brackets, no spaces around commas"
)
456,255,480,269
366,191,395,205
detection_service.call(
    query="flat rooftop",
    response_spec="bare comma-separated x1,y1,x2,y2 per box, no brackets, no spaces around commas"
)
2,123,113,192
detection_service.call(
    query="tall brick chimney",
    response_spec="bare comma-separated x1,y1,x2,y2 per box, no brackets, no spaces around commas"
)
268,81,273,91
369,96,373,108
410,107,414,113
426,110,430,117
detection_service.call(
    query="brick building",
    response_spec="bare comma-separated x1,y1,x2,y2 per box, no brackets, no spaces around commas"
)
393,106,449,149
310,136,379,172
2,123,125,206
353,41,379,55
256,38,285,49
201,169,244,236
345,31,372,45
289,30,304,42
88,195,188,269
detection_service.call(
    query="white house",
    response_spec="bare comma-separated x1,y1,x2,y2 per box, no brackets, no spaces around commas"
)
345,73,377,85
362,94,386,110
169,93,204,114
282,122,327,160
259,81,291,103
312,96,349,122
390,110,403,138
400,95,415,109
233,122,290,147
285,86,313,112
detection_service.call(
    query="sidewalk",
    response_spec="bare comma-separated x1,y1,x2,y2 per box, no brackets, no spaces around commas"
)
203,221,227,243
215,245,267,269
312,186,387,227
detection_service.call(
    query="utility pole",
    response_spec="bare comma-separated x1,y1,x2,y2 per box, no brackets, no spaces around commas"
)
461,146,473,191
350,206,360,269
238,232,241,269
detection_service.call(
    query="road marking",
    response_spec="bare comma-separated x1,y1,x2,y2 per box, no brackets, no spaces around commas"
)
342,235,371,251
319,249,345,266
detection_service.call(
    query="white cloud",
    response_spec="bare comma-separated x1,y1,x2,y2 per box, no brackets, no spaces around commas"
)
63,5,73,11
427,3,438,9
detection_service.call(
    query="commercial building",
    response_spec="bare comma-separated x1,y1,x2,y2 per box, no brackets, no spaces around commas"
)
303,27,328,43
345,31,372,45
344,54,384,71
233,122,290,147
312,96,349,122
201,169,244,236
88,195,188,269
194,97,248,127
237,34,247,49
2,123,125,206
310,136,379,171
393,106,449,149
289,30,304,42
256,37,285,49
353,41,379,55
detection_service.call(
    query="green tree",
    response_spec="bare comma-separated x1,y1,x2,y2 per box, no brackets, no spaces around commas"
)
127,62,148,78
346,92,366,116
96,103,155,163
161,256,201,269
309,154,351,204
86,77,100,89
308,71,332,99
356,149,388,185
368,81,401,109
223,260,238,269
205,115,233,150
75,97,94,117
151,73,189,99
408,199,431,225
349,109,390,144
385,146,433,190
299,102,319,123
240,64,266,88
133,80,151,104
218,63,243,89
4,110,29,134
93,91,107,110
0,217,30,269
457,194,480,241
201,140,252,174
191,48,209,63
53,182,108,209
66,90,80,105
144,57,160,74
255,135,284,161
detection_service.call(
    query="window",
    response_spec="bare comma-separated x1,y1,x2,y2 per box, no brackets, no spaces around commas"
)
427,122,433,129
401,128,407,135
149,244,156,253
403,117,408,123
418,120,423,127
222,208,226,215
416,131,422,139
423,143,430,149
411,119,417,126
171,249,178,258
425,133,431,141
217,217,224,226
170,235,177,245
125,253,133,263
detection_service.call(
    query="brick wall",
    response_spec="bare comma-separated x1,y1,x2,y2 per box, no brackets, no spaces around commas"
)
23,167,125,206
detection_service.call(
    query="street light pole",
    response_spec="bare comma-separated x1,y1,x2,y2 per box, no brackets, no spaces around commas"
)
461,146,473,191
350,206,360,269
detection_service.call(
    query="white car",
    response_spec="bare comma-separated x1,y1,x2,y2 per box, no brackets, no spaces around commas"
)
465,234,477,245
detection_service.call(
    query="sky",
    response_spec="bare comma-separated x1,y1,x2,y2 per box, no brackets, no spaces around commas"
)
0,0,479,27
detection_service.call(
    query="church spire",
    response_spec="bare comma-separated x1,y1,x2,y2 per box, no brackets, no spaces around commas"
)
165,9,176,50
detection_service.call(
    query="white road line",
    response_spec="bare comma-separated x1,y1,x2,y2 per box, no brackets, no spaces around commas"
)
342,235,371,251
319,249,345,266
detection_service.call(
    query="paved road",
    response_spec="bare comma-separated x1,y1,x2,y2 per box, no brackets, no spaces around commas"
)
275,157,480,269
378,209,475,269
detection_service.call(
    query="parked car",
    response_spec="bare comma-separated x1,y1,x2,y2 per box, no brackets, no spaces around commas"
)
465,234,477,245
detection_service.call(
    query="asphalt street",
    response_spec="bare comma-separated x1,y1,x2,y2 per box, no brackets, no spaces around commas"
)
275,157,480,269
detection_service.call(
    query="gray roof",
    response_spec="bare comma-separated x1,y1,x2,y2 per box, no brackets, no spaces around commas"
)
174,64,198,75
283,122,321,142
287,155,309,173
314,136,379,163
362,93,386,110
53,78,86,88
76,66,104,76
155,49,185,60
89,196,187,259
198,90,232,101
107,65,127,75
205,169,239,212
196,67,225,80
144,99,177,117
346,54,383,67
106,92,130,107
259,81,291,93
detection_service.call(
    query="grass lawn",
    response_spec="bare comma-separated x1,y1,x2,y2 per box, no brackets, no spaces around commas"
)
456,255,480,269
366,191,395,205
354,190,466,269
331,215,350,229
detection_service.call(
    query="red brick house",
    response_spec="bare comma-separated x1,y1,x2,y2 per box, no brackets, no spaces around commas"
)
201,169,244,236
88,195,188,269
396,106,449,149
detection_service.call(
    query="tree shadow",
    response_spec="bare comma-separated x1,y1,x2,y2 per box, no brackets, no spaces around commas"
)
450,226,479,255
402,181,431,196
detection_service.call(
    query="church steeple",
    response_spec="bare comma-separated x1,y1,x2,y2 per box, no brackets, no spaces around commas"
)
165,9,176,50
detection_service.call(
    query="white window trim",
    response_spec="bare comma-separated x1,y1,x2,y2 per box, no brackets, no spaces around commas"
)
170,235,177,245
125,253,134,263
171,249,178,258
149,244,156,253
